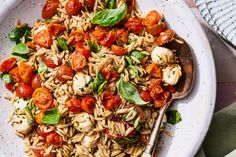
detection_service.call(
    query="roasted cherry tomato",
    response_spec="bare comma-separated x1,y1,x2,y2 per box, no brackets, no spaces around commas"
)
111,44,127,56
140,90,152,102
150,84,163,101
0,57,16,73
48,21,65,36
65,0,82,16
75,43,91,59
101,65,119,82
16,83,34,99
102,91,121,110
35,112,43,125
33,29,52,48
71,52,86,71
32,148,55,157
32,87,53,110
146,23,166,36
81,95,96,113
46,132,63,147
100,30,116,47
42,0,59,19
84,0,95,9
18,62,34,84
26,41,36,49
116,28,128,43
36,127,52,138
5,83,15,92
31,74,42,89
156,29,175,46
93,26,108,42
65,98,82,113
125,17,143,34
146,63,162,78
143,10,162,27
69,30,85,46
153,91,170,108
9,67,21,83
41,55,61,68
57,64,75,83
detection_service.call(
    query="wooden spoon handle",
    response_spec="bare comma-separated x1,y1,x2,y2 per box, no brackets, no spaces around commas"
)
142,101,172,157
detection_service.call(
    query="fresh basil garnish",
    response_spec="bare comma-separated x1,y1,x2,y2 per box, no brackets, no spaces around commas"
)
106,0,116,9
166,110,182,125
87,40,100,53
116,75,148,105
11,43,29,60
131,51,144,61
42,108,60,124
37,60,47,75
93,71,106,94
91,3,127,27
116,136,139,145
56,37,74,52
2,74,13,84
8,25,31,44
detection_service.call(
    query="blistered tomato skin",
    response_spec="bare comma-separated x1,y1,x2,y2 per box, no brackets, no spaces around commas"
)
42,0,60,19
16,83,34,99
0,57,16,73
125,17,143,34
65,0,82,16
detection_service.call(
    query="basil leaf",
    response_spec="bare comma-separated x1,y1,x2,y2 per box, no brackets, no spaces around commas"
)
42,108,60,124
131,51,144,61
116,136,139,145
2,74,13,84
128,65,139,79
56,37,74,52
8,25,31,44
117,75,148,105
125,56,133,65
93,72,106,94
166,110,182,125
87,40,100,53
26,99,37,111
106,0,116,9
38,60,47,75
11,43,29,60
91,3,127,27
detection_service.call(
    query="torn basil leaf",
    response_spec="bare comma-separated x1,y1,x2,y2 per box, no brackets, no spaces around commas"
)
2,74,13,84
42,108,60,124
93,71,106,94
166,110,182,125
8,25,31,44
56,37,74,52
11,43,29,60
38,60,47,75
87,40,100,53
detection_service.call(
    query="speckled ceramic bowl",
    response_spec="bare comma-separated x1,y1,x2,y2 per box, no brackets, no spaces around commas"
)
0,0,216,157
196,0,236,46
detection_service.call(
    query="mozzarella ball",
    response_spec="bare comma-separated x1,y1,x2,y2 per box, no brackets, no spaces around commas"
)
162,64,182,86
13,98,28,110
10,113,33,134
151,46,175,66
73,72,93,96
73,112,95,133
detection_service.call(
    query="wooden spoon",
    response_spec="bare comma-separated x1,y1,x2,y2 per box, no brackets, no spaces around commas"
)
142,37,195,157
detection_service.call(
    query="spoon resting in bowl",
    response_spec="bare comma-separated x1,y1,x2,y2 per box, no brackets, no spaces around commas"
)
142,37,195,157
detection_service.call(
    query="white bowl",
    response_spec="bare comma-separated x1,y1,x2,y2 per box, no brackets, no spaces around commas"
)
0,0,216,157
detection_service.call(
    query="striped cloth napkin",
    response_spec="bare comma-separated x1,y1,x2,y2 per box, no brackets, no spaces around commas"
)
196,102,236,157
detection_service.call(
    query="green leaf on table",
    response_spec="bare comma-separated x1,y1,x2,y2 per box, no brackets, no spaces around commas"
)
91,3,127,27
42,108,60,124
166,110,182,125
116,75,148,105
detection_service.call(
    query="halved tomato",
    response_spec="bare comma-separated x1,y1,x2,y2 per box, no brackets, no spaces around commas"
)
18,62,34,84
9,67,21,83
41,55,61,69
101,65,119,82
46,132,63,147
139,90,152,102
57,64,75,83
36,127,52,138
33,29,52,48
31,74,42,89
65,0,82,16
32,87,53,110
111,45,127,56
65,98,82,113
71,52,86,71
16,83,34,99
81,95,95,113
69,30,85,46
42,0,60,19
0,57,16,73
48,21,65,36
